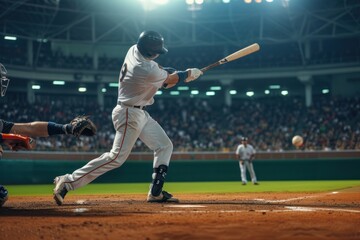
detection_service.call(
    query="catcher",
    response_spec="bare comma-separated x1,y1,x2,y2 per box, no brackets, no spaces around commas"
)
0,63,97,207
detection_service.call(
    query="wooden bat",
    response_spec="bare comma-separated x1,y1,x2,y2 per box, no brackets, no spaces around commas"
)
200,43,260,72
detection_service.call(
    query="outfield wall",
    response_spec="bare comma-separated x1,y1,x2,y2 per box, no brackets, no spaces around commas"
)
1,151,359,184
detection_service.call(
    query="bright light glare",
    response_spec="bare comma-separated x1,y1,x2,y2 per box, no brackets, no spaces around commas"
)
246,91,254,97
281,90,288,96
255,0,262,3
101,88,107,93
229,90,237,95
186,0,194,4
264,90,270,94
78,87,87,92
156,90,163,95
191,90,199,95
223,0,231,3
244,0,252,3
322,89,329,94
266,0,273,2
269,85,280,89
53,81,65,85
152,0,168,5
32,85,40,90
109,83,119,87
206,91,215,96
4,36,17,40
210,86,222,91
195,0,204,4
178,86,189,91
170,91,180,95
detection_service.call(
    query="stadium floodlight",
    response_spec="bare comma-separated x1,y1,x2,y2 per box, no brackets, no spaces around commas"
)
78,87,87,92
156,90,163,95
264,90,270,94
53,80,65,85
281,90,288,96
186,0,195,4
170,91,180,95
191,90,199,95
255,0,262,3
32,85,41,90
229,90,237,95
269,85,280,89
195,0,204,4
101,88,107,93
223,0,231,3
246,91,254,97
109,83,119,87
178,86,189,91
4,36,17,41
210,86,222,91
152,0,169,5
206,91,215,96
244,0,252,3
266,0,273,2
322,89,330,94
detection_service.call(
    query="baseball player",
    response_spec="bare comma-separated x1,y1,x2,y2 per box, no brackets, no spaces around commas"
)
0,63,96,207
53,30,203,205
235,137,259,185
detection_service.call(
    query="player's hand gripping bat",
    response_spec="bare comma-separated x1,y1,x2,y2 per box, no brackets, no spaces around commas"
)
201,43,260,73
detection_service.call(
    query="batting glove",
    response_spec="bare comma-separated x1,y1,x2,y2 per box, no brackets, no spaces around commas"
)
185,68,203,82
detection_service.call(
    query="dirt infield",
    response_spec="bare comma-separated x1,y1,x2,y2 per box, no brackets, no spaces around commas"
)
1,189,359,240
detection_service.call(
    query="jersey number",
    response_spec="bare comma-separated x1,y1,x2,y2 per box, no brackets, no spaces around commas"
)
119,63,128,82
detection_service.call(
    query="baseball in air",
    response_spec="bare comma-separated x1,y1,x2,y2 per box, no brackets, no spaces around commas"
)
292,135,303,147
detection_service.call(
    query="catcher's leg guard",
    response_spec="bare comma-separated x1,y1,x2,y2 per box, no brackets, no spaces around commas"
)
150,164,168,197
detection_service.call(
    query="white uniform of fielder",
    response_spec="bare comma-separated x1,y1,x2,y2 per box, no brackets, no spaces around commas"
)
235,138,258,185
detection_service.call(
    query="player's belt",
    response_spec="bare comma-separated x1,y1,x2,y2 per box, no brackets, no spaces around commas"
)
118,102,146,110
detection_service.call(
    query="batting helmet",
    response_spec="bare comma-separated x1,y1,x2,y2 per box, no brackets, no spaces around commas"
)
241,137,248,141
137,30,168,58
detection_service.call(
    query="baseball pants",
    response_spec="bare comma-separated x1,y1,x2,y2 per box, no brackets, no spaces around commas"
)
63,104,173,190
239,160,257,184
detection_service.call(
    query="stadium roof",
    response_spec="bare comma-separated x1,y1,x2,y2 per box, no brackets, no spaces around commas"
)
1,0,359,49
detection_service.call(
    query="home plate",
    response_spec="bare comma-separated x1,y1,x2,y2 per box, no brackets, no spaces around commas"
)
167,204,206,208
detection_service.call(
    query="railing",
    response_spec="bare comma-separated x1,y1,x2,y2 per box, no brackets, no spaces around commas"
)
4,150,360,161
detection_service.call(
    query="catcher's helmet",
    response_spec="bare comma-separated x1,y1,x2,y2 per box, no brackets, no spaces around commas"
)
137,30,168,58
0,63,10,97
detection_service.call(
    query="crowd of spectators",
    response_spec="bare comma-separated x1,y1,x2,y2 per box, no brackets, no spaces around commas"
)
1,39,359,71
1,93,359,153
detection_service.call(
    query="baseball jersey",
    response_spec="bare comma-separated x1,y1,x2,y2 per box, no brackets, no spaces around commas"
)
236,144,256,160
117,45,168,106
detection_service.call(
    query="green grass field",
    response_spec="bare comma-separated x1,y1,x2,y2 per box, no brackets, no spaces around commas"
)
5,180,360,196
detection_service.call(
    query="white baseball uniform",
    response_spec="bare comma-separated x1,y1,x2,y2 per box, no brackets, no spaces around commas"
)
235,143,257,184
61,45,173,190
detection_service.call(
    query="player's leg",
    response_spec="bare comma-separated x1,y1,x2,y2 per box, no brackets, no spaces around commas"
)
139,114,178,203
53,106,144,205
248,162,258,185
239,161,247,185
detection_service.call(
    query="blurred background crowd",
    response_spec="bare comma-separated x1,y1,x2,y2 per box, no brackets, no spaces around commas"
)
1,93,359,152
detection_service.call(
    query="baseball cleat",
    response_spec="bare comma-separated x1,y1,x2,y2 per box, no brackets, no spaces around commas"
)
253,182,259,185
147,190,179,203
53,175,68,206
242,182,247,185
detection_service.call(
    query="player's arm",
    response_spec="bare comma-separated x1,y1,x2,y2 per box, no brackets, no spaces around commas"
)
162,69,203,89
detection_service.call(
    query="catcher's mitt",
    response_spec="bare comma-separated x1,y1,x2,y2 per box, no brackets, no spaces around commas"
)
70,115,97,137
0,133,36,151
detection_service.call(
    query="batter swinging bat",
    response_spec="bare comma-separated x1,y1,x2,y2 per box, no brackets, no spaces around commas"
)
200,43,260,72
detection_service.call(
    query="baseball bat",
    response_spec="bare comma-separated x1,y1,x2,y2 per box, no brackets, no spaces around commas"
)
200,43,260,72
